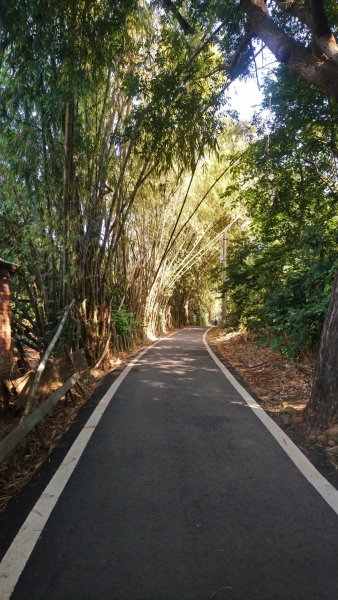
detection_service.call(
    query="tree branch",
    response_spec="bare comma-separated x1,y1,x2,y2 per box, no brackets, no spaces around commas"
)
161,0,194,35
227,32,254,80
240,0,338,101
310,0,332,38
310,0,338,64
274,1,313,30
274,0,338,64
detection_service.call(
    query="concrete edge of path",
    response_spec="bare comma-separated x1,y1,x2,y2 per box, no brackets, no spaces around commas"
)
203,328,338,518
0,331,178,600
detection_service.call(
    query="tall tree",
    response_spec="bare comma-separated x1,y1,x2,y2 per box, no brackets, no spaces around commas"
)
0,0,227,364
160,0,338,100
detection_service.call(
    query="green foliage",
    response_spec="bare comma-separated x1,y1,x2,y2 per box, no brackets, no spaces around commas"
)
225,71,338,352
112,308,137,336
170,251,223,327
256,336,295,359
1,0,337,365
226,219,337,351
127,19,226,171
0,0,230,358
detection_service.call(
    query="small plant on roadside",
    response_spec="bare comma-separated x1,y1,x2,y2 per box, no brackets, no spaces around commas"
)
112,308,138,336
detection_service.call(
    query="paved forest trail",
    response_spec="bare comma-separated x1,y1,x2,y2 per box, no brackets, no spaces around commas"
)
2,327,338,600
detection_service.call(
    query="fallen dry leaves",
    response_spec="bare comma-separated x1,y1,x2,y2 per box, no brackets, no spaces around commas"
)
207,328,315,413
207,328,338,476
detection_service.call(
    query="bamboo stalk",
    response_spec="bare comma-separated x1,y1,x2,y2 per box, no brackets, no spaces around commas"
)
23,300,75,417
0,372,80,464
92,332,111,371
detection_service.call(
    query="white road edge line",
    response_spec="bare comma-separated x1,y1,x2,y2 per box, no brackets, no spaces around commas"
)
203,328,338,517
0,332,178,599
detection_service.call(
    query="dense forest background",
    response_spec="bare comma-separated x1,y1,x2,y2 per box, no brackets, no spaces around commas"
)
0,0,337,428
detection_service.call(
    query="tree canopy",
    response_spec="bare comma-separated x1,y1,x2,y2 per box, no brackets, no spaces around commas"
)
0,0,337,428
160,0,338,100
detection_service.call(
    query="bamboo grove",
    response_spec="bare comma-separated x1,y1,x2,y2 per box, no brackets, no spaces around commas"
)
0,0,338,427
0,1,242,363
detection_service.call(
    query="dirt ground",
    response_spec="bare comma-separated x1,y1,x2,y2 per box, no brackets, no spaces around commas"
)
207,328,314,413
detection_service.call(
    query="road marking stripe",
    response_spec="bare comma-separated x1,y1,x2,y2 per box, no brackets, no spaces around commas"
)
203,329,338,517
0,334,178,599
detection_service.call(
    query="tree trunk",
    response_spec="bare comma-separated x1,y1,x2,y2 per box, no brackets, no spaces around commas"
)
0,268,12,379
62,99,75,307
62,0,77,308
183,299,189,326
241,0,338,102
221,231,227,326
305,269,338,430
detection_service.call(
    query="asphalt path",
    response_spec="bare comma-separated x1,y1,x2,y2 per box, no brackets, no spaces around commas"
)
4,327,338,599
